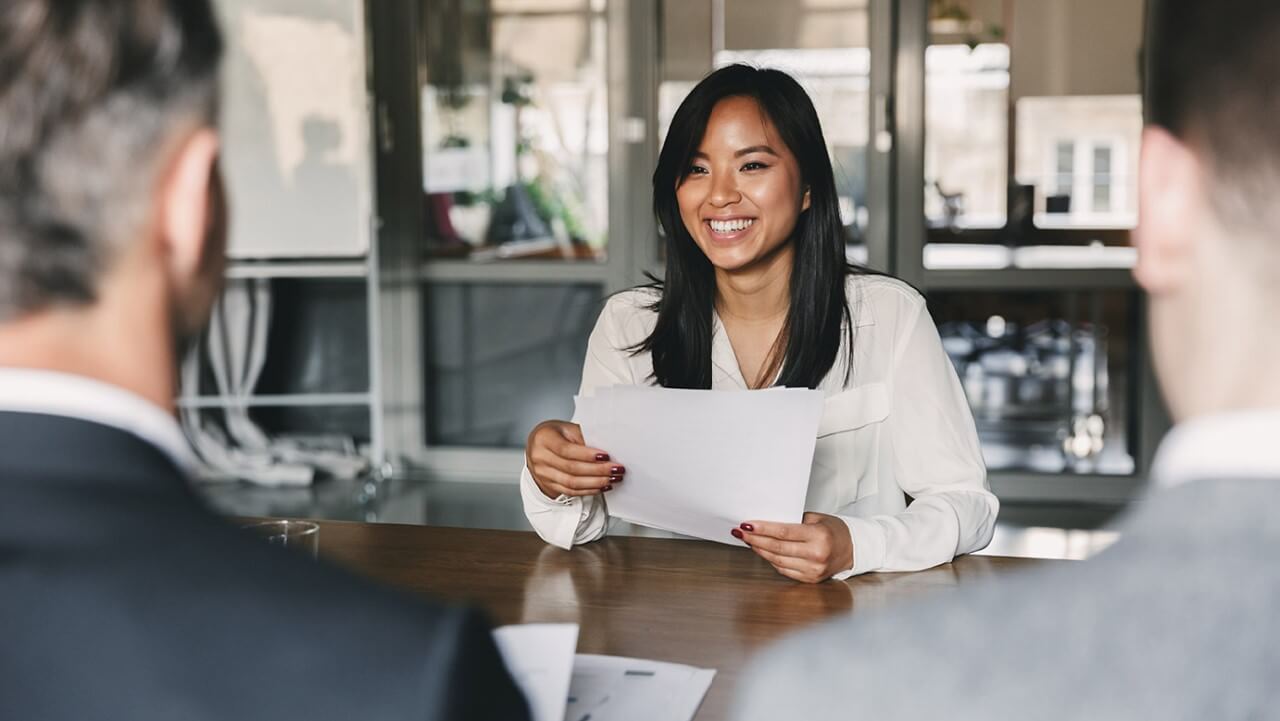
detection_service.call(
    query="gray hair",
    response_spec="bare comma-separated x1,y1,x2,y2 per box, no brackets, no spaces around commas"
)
0,0,223,321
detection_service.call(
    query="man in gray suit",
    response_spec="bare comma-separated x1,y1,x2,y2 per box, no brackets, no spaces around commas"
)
0,2,528,719
733,1,1280,718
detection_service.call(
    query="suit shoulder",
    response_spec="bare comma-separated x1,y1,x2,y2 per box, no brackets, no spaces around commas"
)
735,544,1236,721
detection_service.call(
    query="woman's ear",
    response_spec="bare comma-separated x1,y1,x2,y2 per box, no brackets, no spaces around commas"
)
801,186,811,212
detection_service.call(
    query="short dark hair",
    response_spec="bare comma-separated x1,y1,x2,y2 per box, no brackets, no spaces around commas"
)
639,64,866,390
1146,0,1280,235
0,0,223,320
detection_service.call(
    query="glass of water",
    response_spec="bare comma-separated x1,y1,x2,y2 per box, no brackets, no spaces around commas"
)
241,520,320,558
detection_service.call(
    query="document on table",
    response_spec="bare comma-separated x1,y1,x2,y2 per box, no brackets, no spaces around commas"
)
493,623,580,721
564,654,715,721
493,624,715,721
575,385,825,546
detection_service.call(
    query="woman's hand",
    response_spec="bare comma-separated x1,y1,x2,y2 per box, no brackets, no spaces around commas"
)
526,420,625,500
732,513,854,583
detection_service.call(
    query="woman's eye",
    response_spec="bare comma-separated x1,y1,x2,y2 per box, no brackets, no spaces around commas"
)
687,165,708,175
741,161,768,171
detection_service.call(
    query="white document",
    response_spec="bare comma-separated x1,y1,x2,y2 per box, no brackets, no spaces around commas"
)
575,386,824,546
492,625,715,721
564,654,716,721
493,623,580,721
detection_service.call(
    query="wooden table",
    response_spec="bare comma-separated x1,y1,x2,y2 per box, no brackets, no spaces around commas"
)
312,520,1048,721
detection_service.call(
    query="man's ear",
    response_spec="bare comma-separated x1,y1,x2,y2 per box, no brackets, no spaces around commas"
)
1132,126,1202,295
158,128,220,288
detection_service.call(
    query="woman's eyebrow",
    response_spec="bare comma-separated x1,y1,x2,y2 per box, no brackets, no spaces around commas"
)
689,145,779,160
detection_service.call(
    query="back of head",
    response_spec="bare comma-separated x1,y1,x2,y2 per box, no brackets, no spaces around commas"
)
0,0,222,322
1139,0,1280,418
1146,0,1280,250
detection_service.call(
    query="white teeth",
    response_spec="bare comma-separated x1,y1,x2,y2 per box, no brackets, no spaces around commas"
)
709,218,754,233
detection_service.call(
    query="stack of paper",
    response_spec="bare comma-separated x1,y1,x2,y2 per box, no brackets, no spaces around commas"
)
493,624,715,721
574,386,825,546
565,654,715,721
493,624,581,721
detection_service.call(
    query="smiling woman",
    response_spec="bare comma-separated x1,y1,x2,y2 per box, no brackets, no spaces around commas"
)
674,97,812,387
520,64,1000,584
648,66,853,392
679,113,808,268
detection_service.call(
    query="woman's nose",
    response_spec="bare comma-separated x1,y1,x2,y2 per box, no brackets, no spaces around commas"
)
708,170,741,207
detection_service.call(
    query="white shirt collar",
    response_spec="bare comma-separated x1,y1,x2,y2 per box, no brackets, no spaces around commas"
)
0,367,196,473
710,311,749,389
1149,409,1280,489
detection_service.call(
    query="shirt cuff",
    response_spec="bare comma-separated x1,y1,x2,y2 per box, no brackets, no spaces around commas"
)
522,467,574,508
831,515,887,580
520,465,582,550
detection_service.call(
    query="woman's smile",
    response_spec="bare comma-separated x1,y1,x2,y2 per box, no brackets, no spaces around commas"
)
704,215,758,244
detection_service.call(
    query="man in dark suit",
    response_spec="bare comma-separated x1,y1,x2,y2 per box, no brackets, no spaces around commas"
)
734,1,1280,719
0,2,529,720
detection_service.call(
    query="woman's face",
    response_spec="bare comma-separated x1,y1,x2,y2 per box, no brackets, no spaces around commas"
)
676,95,809,273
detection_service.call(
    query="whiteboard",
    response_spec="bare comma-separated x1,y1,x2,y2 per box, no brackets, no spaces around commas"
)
216,0,372,258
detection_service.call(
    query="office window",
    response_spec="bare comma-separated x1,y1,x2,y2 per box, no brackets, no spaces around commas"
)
925,43,1010,231
1092,144,1113,213
420,0,608,261
924,0,1143,265
1016,98,1139,228
1053,140,1074,198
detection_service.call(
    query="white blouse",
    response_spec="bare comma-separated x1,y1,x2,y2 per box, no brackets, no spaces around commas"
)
520,274,999,580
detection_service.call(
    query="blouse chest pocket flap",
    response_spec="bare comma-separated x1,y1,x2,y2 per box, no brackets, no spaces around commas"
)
817,382,891,437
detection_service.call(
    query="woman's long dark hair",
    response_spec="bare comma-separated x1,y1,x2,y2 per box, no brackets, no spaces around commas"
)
636,64,865,389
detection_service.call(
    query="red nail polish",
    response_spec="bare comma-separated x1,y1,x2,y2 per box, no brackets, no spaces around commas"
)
730,528,744,540
595,453,610,461
609,475,622,483
603,485,613,492
740,523,754,532
610,466,625,475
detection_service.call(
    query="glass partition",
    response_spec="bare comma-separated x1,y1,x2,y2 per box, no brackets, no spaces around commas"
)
420,0,609,261
928,288,1139,475
923,0,1144,271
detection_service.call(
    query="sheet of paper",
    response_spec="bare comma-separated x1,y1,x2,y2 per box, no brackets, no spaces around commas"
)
493,623,580,721
575,386,824,546
563,654,715,721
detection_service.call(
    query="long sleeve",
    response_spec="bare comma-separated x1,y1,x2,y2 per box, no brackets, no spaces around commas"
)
833,299,999,578
521,295,645,549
